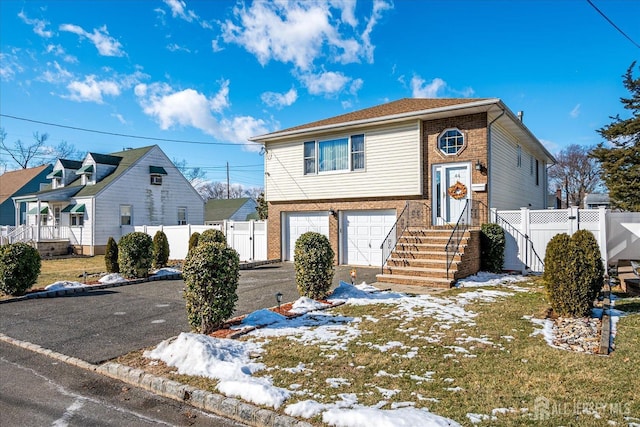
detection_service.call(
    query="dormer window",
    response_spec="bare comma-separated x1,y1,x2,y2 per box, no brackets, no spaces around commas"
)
77,164,95,185
47,169,63,188
149,166,167,185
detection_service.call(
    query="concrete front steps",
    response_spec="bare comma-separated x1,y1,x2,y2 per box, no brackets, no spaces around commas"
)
376,228,474,288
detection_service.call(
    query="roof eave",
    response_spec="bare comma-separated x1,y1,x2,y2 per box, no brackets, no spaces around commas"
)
250,98,502,143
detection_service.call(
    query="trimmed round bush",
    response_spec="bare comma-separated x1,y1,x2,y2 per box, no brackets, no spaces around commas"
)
0,243,41,296
198,229,226,246
183,242,239,334
572,229,605,304
105,236,119,273
480,223,505,273
188,232,200,253
152,230,170,269
543,231,604,317
294,232,335,299
118,232,153,279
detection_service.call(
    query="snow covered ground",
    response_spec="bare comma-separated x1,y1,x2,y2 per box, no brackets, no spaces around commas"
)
144,272,532,427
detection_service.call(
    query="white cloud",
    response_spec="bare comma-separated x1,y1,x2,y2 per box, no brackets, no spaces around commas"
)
18,11,53,38
570,103,581,118
0,53,24,81
221,0,391,71
39,61,73,84
409,75,474,98
211,39,224,52
349,78,363,95
111,113,127,124
167,43,191,53
300,71,351,96
45,44,78,63
59,24,125,57
261,88,298,108
411,76,446,98
64,75,120,103
162,0,211,28
135,81,266,150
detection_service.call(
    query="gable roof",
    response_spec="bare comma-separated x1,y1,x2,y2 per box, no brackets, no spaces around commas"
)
88,153,122,165
251,98,496,142
205,197,254,221
59,159,83,169
0,164,52,204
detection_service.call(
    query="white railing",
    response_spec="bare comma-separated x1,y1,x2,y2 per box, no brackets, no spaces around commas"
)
1,225,72,245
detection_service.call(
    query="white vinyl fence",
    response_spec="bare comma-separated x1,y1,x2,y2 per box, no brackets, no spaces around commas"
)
494,207,640,273
133,220,267,262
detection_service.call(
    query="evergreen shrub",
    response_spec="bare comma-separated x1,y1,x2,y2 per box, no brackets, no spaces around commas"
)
294,232,335,299
183,242,239,334
188,232,200,253
105,237,119,273
118,232,153,279
480,223,505,273
152,230,170,269
198,229,226,246
0,243,41,296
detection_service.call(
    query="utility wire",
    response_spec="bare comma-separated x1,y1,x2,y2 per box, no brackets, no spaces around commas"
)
586,0,640,49
0,113,260,147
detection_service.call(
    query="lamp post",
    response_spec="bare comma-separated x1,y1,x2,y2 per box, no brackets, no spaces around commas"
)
275,292,283,311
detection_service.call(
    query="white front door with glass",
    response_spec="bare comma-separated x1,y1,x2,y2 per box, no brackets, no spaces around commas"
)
433,163,471,225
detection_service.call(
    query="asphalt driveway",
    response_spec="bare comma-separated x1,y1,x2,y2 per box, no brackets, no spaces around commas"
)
0,263,379,364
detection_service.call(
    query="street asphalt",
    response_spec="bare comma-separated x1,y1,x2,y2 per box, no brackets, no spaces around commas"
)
0,262,380,364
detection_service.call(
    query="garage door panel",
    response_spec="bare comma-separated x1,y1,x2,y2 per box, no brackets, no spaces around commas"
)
285,212,329,261
342,210,395,266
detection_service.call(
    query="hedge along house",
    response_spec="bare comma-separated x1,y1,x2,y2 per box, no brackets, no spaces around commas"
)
10,145,204,256
250,98,555,287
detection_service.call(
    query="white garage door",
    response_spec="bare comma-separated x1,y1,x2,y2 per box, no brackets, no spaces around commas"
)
285,212,330,261
342,210,396,266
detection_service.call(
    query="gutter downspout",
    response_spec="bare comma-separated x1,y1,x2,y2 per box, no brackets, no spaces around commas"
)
487,107,505,213
91,197,95,256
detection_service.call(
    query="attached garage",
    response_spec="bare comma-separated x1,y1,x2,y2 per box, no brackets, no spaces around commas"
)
283,211,330,261
341,210,396,266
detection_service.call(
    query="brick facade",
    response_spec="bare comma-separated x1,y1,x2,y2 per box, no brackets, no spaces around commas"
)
267,198,411,263
422,112,489,208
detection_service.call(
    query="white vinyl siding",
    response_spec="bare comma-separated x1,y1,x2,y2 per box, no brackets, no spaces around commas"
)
92,146,205,245
265,122,422,201
489,123,547,210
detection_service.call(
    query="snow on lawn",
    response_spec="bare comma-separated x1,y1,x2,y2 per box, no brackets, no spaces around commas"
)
145,273,530,426
99,273,127,284
151,267,181,277
455,271,529,290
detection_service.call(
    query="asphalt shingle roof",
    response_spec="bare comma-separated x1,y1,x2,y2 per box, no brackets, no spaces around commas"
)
0,164,52,204
205,197,252,221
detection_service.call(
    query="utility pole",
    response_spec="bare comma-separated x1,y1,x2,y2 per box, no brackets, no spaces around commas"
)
226,162,230,199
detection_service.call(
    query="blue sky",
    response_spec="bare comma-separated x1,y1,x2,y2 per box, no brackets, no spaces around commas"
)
1,0,638,189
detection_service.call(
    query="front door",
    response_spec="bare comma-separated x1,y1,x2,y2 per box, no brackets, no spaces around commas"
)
433,163,471,225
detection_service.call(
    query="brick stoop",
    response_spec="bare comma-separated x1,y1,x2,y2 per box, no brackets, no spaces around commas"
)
376,227,480,288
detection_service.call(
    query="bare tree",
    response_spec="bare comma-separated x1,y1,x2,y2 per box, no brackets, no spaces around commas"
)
548,144,603,207
196,181,263,201
0,128,83,169
243,186,263,200
173,158,206,183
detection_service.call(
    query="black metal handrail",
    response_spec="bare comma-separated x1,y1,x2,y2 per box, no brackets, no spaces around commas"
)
489,209,545,272
380,200,431,271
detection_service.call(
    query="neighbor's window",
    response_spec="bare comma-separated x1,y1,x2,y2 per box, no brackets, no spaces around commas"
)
304,141,316,175
71,214,84,227
304,134,365,174
517,145,522,167
150,174,163,185
535,159,540,186
120,205,132,226
438,128,465,155
178,207,187,225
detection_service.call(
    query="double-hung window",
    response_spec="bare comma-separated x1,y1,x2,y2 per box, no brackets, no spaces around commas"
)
178,207,187,225
304,134,365,175
120,205,132,226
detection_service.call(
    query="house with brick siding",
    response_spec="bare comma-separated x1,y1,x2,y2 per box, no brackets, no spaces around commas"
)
250,98,554,287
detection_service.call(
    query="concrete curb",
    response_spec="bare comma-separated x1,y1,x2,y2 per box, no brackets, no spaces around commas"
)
0,333,313,427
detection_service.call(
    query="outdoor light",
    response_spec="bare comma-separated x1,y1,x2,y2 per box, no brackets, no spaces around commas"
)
475,160,482,171
275,292,283,310
350,268,357,285
329,208,337,217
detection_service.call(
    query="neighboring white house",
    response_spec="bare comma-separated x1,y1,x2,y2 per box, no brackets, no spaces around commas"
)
11,145,204,255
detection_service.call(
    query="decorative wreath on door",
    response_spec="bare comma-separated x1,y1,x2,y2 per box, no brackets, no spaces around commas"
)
447,181,467,200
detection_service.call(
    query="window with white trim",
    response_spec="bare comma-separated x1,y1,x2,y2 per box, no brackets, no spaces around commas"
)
120,205,132,226
438,128,465,155
71,214,84,226
150,174,163,185
178,207,187,225
303,134,365,174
